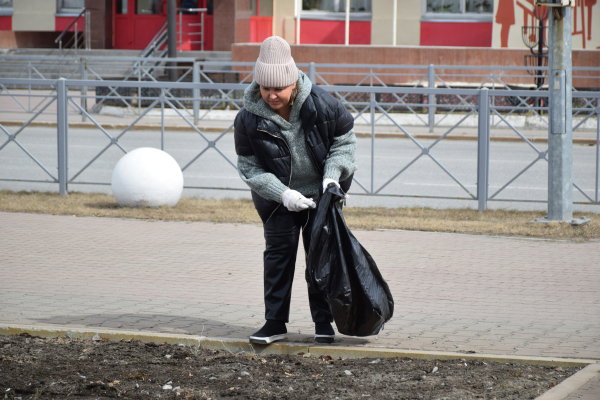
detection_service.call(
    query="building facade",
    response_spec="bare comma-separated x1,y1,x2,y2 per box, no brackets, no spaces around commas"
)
0,0,598,51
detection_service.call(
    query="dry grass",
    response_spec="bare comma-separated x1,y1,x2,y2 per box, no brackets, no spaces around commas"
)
1,190,599,241
343,206,600,241
0,190,261,224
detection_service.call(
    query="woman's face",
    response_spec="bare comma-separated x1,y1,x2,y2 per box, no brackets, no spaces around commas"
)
260,82,297,112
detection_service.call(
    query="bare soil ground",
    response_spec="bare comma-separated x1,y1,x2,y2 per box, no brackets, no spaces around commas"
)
1,190,599,241
1,334,579,400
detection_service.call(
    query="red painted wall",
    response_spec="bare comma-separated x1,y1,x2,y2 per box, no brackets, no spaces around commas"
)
420,21,492,47
299,19,370,45
0,16,11,31
114,14,213,50
250,16,272,43
55,16,85,32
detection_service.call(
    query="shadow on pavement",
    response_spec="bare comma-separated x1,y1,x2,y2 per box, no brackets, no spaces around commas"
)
33,313,371,346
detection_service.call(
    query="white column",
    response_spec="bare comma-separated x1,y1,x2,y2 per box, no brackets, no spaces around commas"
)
272,0,277,36
392,0,397,46
295,0,301,44
345,0,350,45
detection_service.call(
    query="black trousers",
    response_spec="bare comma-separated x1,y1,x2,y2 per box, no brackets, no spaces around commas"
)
262,205,333,323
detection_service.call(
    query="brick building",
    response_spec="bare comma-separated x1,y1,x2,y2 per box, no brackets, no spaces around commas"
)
0,1,598,51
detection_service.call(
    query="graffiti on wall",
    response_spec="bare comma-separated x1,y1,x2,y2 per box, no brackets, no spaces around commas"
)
493,0,598,49
496,0,515,48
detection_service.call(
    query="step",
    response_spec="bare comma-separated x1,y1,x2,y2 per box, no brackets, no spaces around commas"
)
0,48,232,62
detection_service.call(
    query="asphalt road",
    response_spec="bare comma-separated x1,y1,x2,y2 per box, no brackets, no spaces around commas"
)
1,126,598,212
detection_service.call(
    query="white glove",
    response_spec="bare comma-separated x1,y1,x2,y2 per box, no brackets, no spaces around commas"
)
322,178,340,193
281,189,316,212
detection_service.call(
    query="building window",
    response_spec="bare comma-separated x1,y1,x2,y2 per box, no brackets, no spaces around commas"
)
57,0,85,15
0,0,12,16
116,0,128,14
301,0,371,20
423,0,493,21
136,0,160,15
251,0,273,17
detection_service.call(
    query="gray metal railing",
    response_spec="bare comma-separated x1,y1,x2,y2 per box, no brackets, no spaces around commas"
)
178,8,207,51
54,9,90,51
0,77,598,209
0,57,598,132
3,56,598,90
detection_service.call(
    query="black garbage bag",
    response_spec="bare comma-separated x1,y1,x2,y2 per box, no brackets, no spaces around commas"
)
307,184,394,337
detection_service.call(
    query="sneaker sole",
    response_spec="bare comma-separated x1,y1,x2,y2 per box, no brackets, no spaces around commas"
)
249,334,287,345
314,334,335,344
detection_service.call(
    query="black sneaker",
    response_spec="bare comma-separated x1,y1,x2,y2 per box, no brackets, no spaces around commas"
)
314,322,335,343
249,320,287,344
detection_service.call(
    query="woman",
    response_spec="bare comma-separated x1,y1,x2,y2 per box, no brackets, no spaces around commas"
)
234,36,357,344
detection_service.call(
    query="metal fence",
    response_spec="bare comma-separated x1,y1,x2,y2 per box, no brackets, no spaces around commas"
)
0,77,598,209
1,56,599,131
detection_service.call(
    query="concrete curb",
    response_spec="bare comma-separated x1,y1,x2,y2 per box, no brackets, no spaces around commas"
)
2,120,596,145
0,325,308,357
0,120,227,133
535,363,600,400
353,133,597,145
1,324,596,368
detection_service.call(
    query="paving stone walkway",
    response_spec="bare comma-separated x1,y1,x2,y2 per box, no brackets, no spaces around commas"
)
2,211,599,360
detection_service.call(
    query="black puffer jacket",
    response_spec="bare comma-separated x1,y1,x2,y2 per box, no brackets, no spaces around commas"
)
234,84,354,222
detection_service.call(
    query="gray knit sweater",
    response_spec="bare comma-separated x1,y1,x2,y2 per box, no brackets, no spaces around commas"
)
237,69,357,203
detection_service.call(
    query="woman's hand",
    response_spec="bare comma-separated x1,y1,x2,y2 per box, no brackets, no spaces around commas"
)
322,178,340,193
281,189,316,212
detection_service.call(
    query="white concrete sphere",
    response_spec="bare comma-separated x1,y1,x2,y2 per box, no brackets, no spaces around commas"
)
111,147,183,208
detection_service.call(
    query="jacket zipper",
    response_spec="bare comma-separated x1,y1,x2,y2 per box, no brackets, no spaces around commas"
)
257,127,294,223
306,143,323,174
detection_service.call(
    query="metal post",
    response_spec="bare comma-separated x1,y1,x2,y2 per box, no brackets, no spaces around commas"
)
345,0,350,46
179,9,182,51
167,0,178,81
370,92,376,194
201,11,205,51
536,13,544,105
57,78,68,195
477,88,490,212
193,61,200,125
547,6,573,221
428,64,435,133
80,57,87,122
491,69,497,127
161,89,165,151
138,66,141,115
28,61,32,112
308,62,316,83
85,9,91,50
596,107,600,203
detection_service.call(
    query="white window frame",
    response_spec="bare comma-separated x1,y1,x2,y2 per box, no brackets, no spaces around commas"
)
422,0,493,22
0,0,13,16
56,0,85,16
301,0,372,21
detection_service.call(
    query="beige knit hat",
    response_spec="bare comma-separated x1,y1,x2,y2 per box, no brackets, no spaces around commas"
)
254,36,297,88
